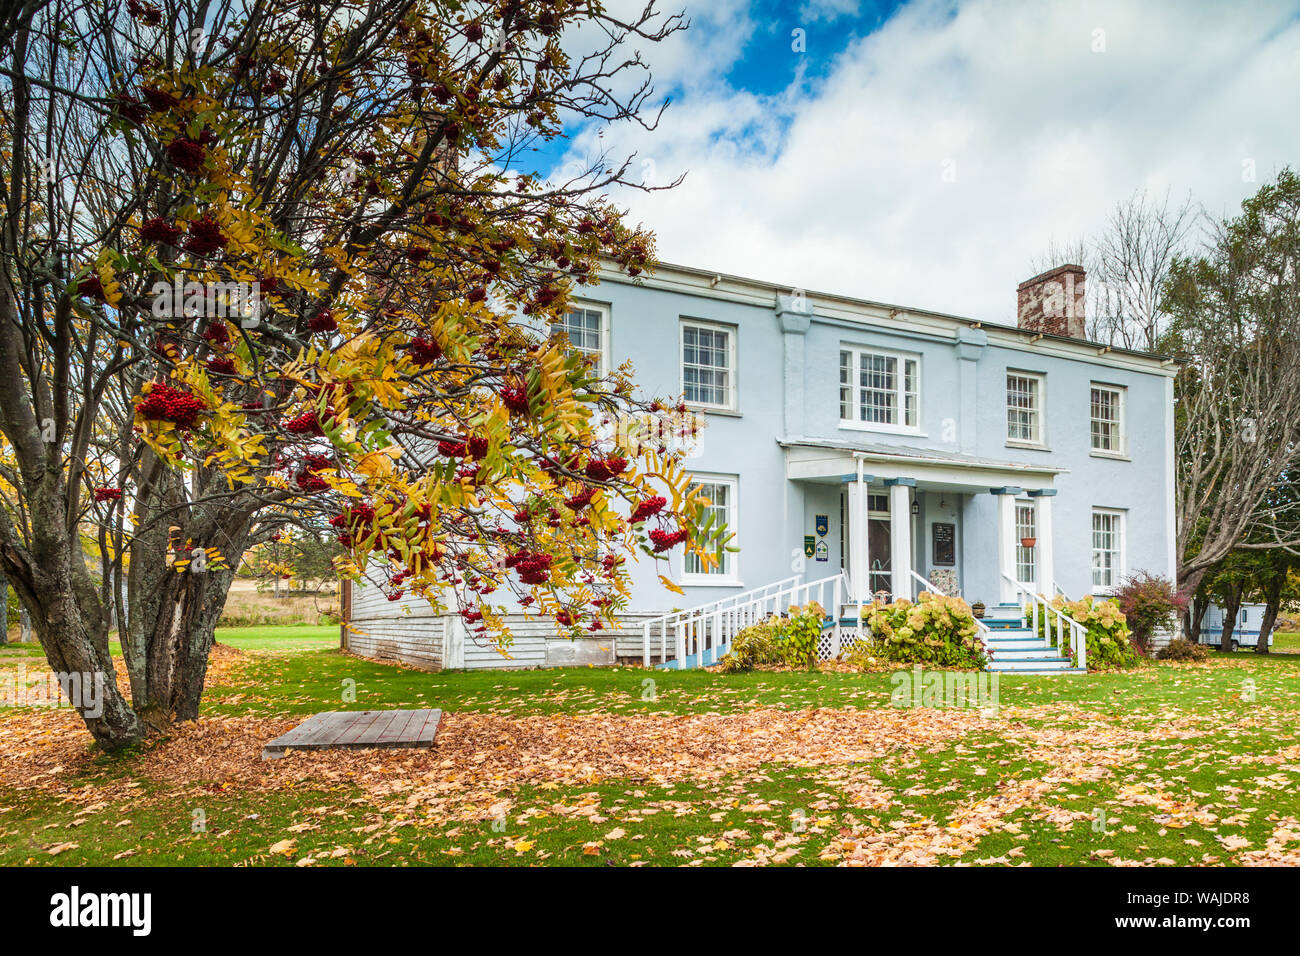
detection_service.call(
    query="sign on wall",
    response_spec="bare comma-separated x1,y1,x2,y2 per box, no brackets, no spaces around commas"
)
932,522,956,566
815,514,829,537
804,535,816,558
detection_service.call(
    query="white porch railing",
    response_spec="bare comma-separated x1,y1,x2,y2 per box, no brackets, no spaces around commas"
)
642,573,844,669
1001,573,1087,670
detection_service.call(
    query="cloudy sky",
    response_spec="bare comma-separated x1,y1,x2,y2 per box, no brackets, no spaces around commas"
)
550,0,1300,326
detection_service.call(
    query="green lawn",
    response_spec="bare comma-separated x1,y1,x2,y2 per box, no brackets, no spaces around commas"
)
2,630,1299,867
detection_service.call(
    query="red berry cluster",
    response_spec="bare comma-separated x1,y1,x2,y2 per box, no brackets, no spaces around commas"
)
93,487,123,503
329,502,375,545
407,337,441,365
601,553,623,574
135,382,206,430
501,385,530,414
505,549,554,585
184,214,226,255
565,488,596,510
283,411,325,435
140,217,183,245
308,309,337,333
584,457,628,482
202,322,231,345
295,470,329,491
650,527,689,553
630,495,666,523
76,275,107,302
207,356,236,375
166,135,207,174
302,453,332,471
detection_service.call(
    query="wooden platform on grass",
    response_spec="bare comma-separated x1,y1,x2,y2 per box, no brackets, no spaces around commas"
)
261,709,442,760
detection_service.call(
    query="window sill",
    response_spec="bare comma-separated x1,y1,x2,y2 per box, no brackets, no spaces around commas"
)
1090,450,1131,462
1005,440,1051,452
686,404,742,418
680,578,745,588
838,422,926,438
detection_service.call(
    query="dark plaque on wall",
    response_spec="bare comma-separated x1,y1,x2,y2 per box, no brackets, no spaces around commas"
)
932,522,956,566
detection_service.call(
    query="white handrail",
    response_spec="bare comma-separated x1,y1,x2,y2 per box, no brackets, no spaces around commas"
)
1000,573,1087,670
641,572,843,669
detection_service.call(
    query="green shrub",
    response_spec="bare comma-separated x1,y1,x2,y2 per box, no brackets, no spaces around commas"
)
717,602,826,672
1029,594,1139,670
865,592,987,668
1156,637,1210,662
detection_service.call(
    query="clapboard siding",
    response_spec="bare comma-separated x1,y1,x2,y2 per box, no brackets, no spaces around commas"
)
345,580,661,671
346,616,445,670
346,584,445,669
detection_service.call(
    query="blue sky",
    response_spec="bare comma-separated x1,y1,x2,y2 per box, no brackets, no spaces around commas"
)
543,0,1300,325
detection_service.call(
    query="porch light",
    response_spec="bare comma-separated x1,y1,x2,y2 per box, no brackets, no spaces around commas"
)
911,501,920,515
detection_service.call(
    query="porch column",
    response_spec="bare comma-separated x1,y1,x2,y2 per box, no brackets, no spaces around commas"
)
991,487,1022,604
1030,489,1056,597
886,478,915,601
846,465,873,602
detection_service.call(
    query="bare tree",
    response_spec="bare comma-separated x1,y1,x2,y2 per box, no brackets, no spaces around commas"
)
1030,189,1195,351
1167,169,1300,597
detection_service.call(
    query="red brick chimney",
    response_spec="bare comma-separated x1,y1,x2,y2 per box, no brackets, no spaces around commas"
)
1017,264,1086,338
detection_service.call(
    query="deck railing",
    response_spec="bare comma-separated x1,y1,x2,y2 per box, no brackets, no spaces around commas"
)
1000,573,1087,670
641,573,843,669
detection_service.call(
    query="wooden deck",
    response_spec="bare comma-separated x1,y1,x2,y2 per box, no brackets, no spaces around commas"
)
261,709,442,760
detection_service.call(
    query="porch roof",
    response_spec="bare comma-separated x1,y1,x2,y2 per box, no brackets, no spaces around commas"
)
778,437,1066,491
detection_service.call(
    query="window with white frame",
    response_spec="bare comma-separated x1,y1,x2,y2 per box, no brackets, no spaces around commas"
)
1090,384,1125,453
839,347,920,431
683,476,736,580
1015,502,1036,586
1091,508,1125,591
681,321,735,409
554,305,608,373
1007,371,1044,444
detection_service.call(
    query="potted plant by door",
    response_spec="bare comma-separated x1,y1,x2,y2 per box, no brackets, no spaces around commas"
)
1020,536,1036,548
971,601,986,619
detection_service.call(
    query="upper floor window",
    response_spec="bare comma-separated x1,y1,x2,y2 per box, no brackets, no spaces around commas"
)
1090,384,1126,454
839,347,920,432
1006,371,1044,445
681,320,736,410
555,304,609,374
683,475,737,582
1091,508,1125,592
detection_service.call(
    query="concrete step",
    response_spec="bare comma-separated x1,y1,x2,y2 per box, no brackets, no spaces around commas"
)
986,658,1081,673
989,647,1063,660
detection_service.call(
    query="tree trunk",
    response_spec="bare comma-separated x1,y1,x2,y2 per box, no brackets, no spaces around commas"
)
1220,589,1242,652
1255,572,1286,656
0,569,8,645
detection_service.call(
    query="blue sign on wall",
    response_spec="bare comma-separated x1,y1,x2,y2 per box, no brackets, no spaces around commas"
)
815,514,829,537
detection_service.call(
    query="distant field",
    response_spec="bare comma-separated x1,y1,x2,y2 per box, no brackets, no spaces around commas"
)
217,578,338,628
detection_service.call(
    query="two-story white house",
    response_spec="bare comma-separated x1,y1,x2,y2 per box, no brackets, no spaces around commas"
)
342,261,1177,671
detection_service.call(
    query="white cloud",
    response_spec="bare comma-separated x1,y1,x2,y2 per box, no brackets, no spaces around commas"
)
562,0,1300,326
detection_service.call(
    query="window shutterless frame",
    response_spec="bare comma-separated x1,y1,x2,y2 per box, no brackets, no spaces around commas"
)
680,319,738,412
1090,507,1126,593
1006,369,1046,445
555,301,611,376
838,345,922,434
681,473,739,585
1090,382,1126,456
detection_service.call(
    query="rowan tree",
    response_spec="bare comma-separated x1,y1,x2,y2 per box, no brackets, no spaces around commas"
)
0,0,723,751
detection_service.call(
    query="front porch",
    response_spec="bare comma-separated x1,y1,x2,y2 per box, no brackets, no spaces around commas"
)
782,438,1068,608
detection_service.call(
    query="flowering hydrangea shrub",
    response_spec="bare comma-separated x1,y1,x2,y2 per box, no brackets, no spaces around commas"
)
865,592,987,668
